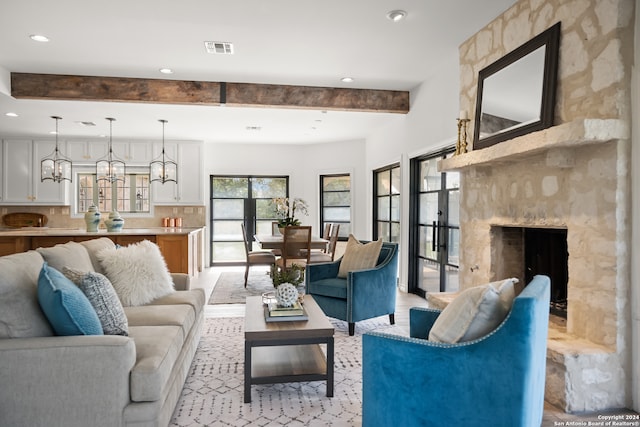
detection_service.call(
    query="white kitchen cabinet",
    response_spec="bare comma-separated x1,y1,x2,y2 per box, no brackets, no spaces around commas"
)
0,140,3,202
1,139,69,205
68,140,151,165
151,141,203,205
66,140,109,163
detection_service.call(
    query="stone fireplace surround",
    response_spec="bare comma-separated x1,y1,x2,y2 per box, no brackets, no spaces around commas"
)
434,0,635,413
438,119,629,412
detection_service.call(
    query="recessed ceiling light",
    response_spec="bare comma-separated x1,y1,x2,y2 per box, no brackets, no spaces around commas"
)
5,112,18,117
159,68,173,74
245,126,262,131
341,77,354,83
386,10,407,22
75,121,97,127
49,131,57,135
30,34,50,42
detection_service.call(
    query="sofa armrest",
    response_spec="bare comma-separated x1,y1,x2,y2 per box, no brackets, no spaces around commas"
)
305,260,341,285
409,307,441,339
0,335,136,427
171,272,191,290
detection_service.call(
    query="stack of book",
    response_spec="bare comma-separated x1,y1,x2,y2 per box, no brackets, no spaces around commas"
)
264,301,309,322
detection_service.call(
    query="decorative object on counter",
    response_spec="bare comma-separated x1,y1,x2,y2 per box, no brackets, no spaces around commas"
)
96,117,126,183
2,212,48,228
105,211,125,232
150,119,178,184
271,197,309,228
84,205,101,232
174,217,183,227
455,110,470,155
162,217,170,227
41,116,73,183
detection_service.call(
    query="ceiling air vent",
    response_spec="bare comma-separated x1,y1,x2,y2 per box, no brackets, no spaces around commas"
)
204,41,234,54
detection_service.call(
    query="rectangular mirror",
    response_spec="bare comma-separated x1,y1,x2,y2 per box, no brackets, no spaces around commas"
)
473,22,561,150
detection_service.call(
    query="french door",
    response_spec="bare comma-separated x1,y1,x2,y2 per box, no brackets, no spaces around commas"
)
210,175,287,265
409,149,460,296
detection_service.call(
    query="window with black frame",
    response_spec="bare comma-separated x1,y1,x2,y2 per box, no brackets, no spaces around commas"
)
373,163,400,243
320,174,351,240
77,172,150,214
210,175,287,265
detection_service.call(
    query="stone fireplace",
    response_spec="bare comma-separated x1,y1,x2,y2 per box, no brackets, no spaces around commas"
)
438,0,634,413
492,226,568,318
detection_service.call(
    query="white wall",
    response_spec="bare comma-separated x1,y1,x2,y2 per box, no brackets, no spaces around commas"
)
365,52,462,289
631,1,639,412
202,139,368,237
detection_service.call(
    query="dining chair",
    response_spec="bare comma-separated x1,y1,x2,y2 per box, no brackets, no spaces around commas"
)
308,223,340,263
275,225,312,271
270,221,282,256
241,223,276,287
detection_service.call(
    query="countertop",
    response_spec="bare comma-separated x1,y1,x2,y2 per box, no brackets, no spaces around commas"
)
0,227,205,237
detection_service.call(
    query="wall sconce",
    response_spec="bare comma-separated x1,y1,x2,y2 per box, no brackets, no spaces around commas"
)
41,116,72,183
150,119,178,184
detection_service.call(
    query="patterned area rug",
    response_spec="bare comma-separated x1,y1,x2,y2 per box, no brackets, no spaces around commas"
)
208,272,275,304
170,316,404,427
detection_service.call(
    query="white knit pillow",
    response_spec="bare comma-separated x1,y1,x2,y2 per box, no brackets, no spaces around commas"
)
428,278,518,343
96,240,174,307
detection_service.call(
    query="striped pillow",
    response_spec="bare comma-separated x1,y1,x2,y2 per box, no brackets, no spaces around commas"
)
337,234,383,278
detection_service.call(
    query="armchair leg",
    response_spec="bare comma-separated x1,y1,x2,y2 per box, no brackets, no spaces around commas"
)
389,313,395,325
349,323,355,336
244,266,249,288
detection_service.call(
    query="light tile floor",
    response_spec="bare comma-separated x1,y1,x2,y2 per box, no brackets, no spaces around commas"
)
192,266,639,426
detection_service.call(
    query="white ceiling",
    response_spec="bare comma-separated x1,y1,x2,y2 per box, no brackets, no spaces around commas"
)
0,0,515,145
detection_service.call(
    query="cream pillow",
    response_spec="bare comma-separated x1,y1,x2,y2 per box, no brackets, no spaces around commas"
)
428,278,518,343
96,240,174,307
337,234,383,278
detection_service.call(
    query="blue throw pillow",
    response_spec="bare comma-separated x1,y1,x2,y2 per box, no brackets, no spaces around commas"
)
37,263,103,336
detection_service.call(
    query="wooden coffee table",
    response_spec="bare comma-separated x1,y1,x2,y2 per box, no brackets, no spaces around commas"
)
244,294,335,403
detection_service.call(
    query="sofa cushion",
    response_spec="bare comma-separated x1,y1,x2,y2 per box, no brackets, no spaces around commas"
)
79,237,116,274
124,304,195,338
37,263,103,336
305,278,347,299
428,278,518,343
63,267,129,336
128,325,184,402
36,241,95,273
149,288,206,317
337,234,383,278
97,240,175,307
0,251,53,338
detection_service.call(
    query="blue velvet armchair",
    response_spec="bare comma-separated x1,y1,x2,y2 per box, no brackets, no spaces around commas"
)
305,242,398,336
362,275,551,427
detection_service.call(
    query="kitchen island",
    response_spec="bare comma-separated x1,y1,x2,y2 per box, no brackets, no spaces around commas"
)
0,227,205,277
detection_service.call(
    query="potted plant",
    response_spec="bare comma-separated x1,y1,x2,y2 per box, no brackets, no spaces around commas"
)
271,197,309,229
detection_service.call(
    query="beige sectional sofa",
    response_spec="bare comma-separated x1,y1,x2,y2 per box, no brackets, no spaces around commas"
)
0,237,205,427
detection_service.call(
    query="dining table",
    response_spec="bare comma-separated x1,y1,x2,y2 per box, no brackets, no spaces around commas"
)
253,234,329,251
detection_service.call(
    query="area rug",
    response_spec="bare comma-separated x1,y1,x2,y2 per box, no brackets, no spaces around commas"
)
169,316,404,427
208,272,275,304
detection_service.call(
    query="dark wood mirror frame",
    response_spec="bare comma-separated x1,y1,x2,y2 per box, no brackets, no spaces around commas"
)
473,22,561,150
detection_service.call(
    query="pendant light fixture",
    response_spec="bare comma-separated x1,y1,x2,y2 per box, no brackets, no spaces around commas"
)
41,116,72,183
96,117,126,183
150,119,177,184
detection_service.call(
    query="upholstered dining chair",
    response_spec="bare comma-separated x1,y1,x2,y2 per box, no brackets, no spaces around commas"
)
241,223,276,287
362,275,551,427
275,226,312,271
308,224,340,263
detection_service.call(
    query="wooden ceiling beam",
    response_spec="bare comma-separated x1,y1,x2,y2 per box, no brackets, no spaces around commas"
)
10,73,409,114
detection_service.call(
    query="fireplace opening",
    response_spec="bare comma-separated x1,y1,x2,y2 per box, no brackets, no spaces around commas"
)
491,226,568,319
524,228,568,318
